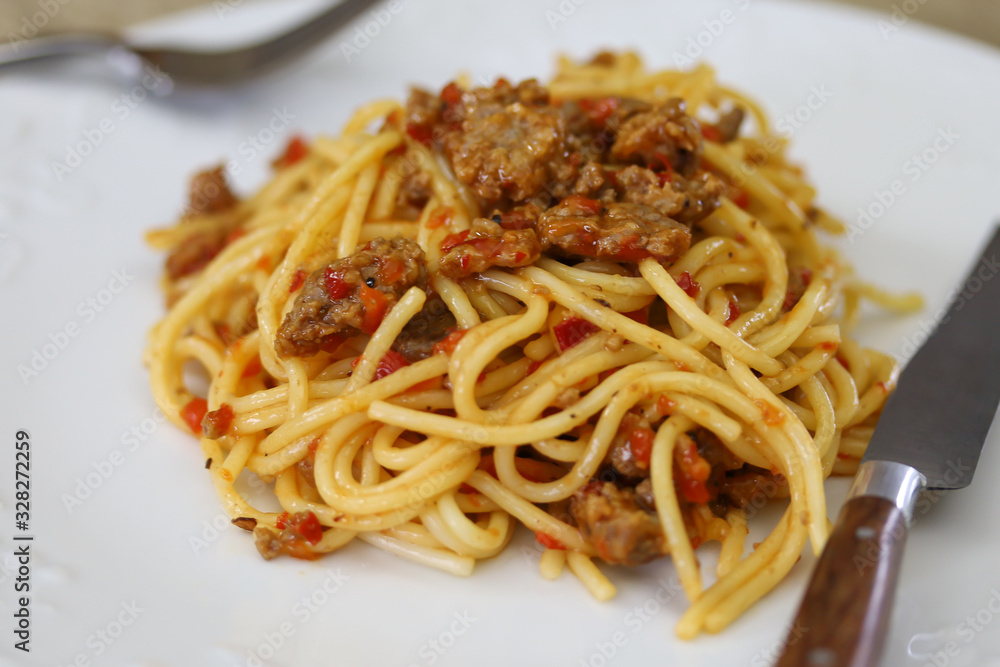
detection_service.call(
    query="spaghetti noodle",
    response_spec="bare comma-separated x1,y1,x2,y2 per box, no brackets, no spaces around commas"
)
145,53,920,637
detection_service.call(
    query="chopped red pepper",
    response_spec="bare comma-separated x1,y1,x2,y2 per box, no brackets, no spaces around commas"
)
732,189,750,209
202,403,234,439
553,316,599,352
405,122,433,145
676,271,701,298
267,510,325,559
700,124,723,142
578,96,620,127
623,308,648,325
289,268,307,294
657,395,677,416
676,437,711,504
440,229,471,252
359,285,389,334
560,194,603,216
535,531,566,550
725,300,741,326
180,397,208,435
427,206,453,230
373,350,410,380
652,152,675,184
272,135,309,169
323,268,352,299
433,329,467,356
628,427,655,467
241,356,263,378
440,81,463,107
380,257,405,284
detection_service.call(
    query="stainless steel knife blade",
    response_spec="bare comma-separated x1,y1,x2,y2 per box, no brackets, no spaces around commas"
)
863,225,1000,489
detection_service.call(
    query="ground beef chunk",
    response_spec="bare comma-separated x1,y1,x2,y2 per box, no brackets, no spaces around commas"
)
614,165,686,218
404,87,443,144
490,202,542,230
611,98,702,177
165,228,229,280
391,295,457,361
442,80,575,204
570,481,665,566
165,167,240,280
634,478,655,511
717,469,778,511
672,171,725,226
395,170,433,219
438,217,543,278
187,166,237,216
715,107,745,143
276,237,426,358
606,412,653,479
561,97,651,165
573,161,607,197
537,196,691,262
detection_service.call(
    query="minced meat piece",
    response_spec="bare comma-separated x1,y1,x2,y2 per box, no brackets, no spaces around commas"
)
275,237,426,358
672,171,725,226
570,480,665,566
390,294,457,361
438,217,543,278
614,165,686,218
611,98,702,177
716,107,745,143
573,161,607,197
166,166,240,280
442,81,575,203
537,196,691,262
395,170,433,219
606,412,653,479
187,166,237,216
165,227,229,280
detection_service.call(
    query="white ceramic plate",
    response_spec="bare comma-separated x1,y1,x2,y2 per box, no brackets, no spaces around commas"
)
2,1,1000,665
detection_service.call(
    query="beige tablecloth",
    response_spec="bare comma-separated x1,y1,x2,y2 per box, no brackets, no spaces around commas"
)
3,0,1000,50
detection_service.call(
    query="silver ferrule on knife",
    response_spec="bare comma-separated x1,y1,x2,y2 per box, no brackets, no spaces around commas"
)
848,460,927,525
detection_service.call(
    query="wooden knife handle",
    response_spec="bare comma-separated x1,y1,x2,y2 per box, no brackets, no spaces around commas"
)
775,495,908,667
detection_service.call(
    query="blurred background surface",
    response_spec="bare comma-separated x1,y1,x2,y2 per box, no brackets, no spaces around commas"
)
3,0,999,50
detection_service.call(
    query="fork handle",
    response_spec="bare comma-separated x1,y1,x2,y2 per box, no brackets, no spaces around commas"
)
0,33,122,67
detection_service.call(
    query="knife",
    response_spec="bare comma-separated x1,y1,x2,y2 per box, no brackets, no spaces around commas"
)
775,225,1000,667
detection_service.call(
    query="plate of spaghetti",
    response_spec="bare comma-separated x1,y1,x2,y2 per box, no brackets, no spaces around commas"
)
5,1,1000,666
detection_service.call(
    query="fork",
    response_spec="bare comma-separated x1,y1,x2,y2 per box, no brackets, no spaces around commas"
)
0,0,376,86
